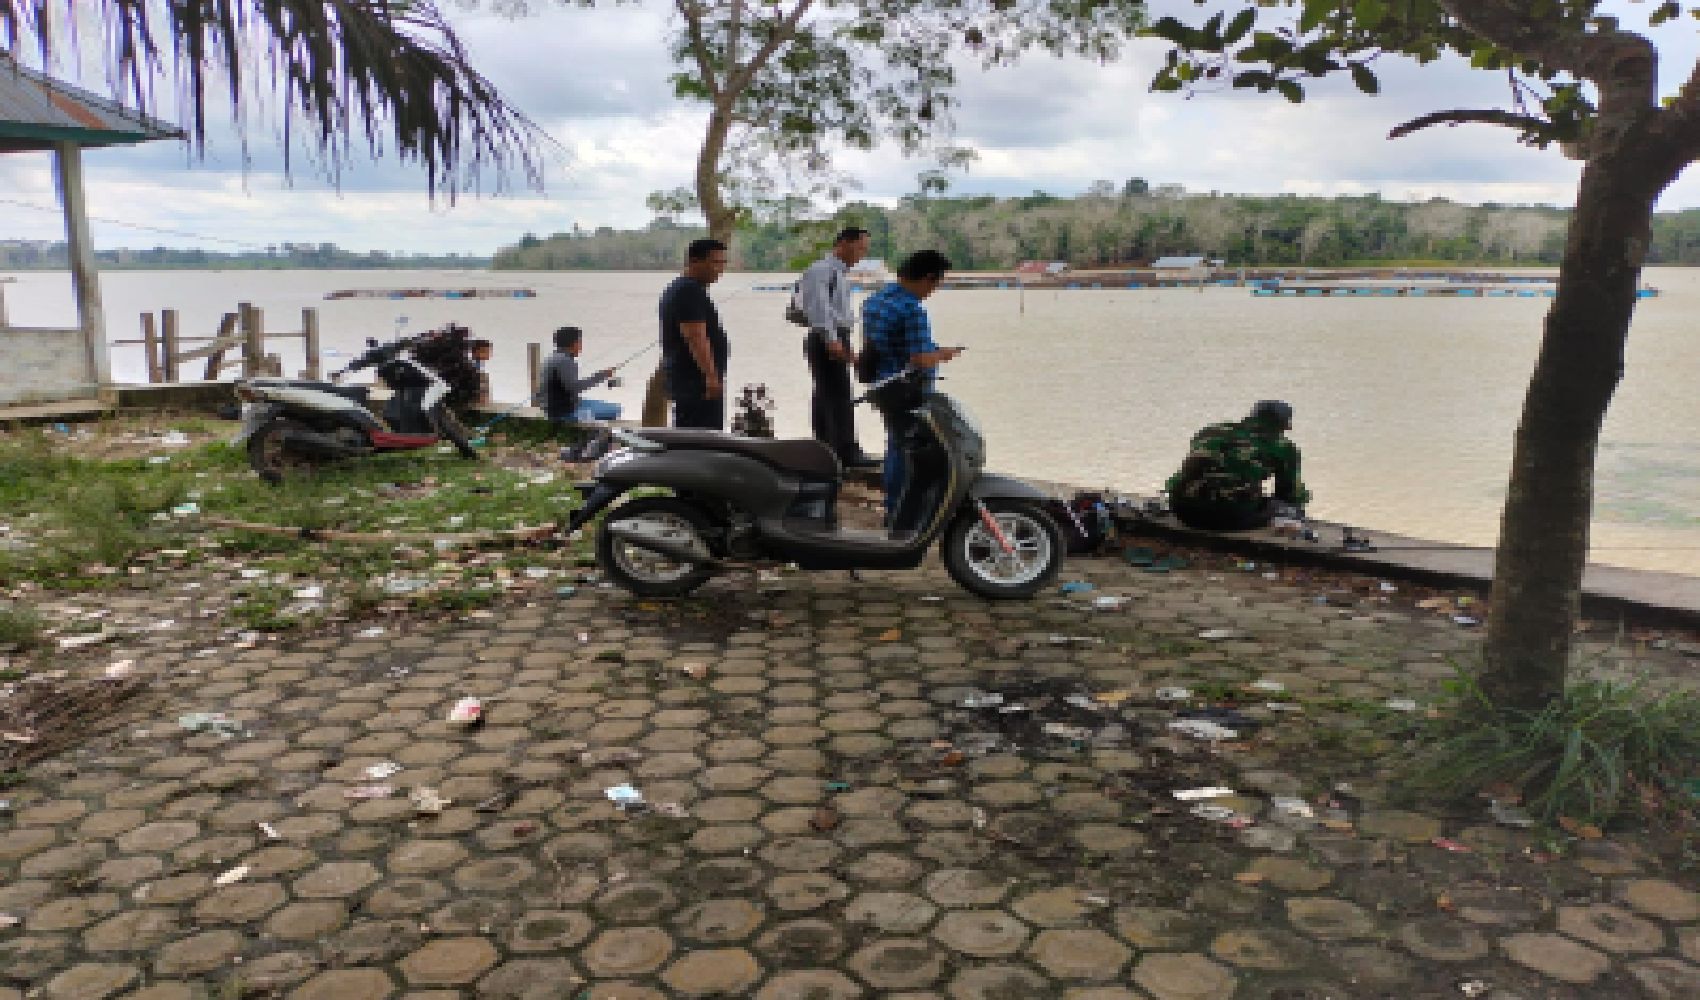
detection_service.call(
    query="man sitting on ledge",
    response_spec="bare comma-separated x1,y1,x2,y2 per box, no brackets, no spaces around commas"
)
1165,399,1310,532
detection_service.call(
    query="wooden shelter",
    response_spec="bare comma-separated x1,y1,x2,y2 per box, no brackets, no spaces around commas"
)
0,57,183,406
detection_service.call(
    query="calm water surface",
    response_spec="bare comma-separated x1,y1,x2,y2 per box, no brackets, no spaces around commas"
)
6,267,1697,576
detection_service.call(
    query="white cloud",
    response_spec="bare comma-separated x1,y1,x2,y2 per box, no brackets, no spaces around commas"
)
4,0,1699,254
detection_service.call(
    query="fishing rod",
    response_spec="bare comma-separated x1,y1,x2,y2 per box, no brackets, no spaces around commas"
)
472,341,660,440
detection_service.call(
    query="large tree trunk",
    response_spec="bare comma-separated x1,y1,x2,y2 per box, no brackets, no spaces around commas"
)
1480,149,1662,710
695,99,737,245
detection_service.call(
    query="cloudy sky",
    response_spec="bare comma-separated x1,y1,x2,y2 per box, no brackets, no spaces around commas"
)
4,0,1700,255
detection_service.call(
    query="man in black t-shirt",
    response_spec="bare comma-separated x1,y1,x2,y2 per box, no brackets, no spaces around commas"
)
659,239,732,429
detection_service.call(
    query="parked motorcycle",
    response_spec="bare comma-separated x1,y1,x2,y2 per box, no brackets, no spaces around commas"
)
233,333,477,482
564,366,1064,599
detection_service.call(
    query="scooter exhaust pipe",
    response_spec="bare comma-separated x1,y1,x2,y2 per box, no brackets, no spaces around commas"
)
606,525,726,571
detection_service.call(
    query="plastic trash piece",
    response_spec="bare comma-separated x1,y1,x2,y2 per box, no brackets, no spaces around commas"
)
178,712,242,736
825,780,852,792
1092,595,1131,610
447,697,484,725
556,585,578,597
1452,615,1481,627
1248,679,1286,693
605,784,645,810
653,802,689,819
364,762,402,779
1432,837,1473,853
258,822,280,840
214,865,250,886
1124,546,1156,567
1167,719,1239,741
410,787,451,815
1270,796,1315,819
1173,787,1235,801
960,691,1004,709
1093,690,1132,706
1059,581,1095,594
1048,635,1103,646
1155,686,1193,702
104,660,136,680
1043,723,1092,741
345,785,394,799
1189,804,1243,823
1064,694,1099,710
0,913,19,929
1488,799,1534,828
1198,628,1247,641
1384,698,1419,712
356,626,386,638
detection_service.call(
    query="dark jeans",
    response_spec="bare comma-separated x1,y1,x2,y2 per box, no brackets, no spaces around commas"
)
804,336,860,460
1171,493,1276,532
672,392,725,431
877,405,921,518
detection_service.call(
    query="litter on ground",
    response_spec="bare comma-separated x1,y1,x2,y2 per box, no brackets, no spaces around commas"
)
1167,719,1240,741
1173,787,1235,801
605,784,646,810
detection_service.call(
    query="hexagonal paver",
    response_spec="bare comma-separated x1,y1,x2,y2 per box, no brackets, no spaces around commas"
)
287,968,395,1000
844,892,937,933
846,938,944,990
933,910,1030,957
477,958,585,998
767,873,849,912
660,948,763,996
1395,917,1490,962
582,928,674,977
116,821,200,854
42,963,139,1000
82,910,182,953
1209,928,1314,971
945,964,1049,1000
1012,887,1091,926
1132,953,1238,1000
1028,929,1131,980
154,929,242,976
1620,879,1700,922
1556,903,1666,954
265,901,350,941
509,910,596,952
397,937,500,986
1285,897,1375,940
756,969,865,1000
1502,932,1610,984
192,881,288,924
293,861,380,899
1627,957,1700,999
387,839,467,875
1245,857,1332,891
755,919,848,964
595,881,679,924
924,868,1009,908
672,898,764,942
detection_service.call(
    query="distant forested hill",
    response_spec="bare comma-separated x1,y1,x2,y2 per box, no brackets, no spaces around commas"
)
492,187,1700,271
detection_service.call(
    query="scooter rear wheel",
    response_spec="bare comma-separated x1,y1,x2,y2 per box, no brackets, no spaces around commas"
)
942,500,1063,599
596,496,716,598
247,417,315,484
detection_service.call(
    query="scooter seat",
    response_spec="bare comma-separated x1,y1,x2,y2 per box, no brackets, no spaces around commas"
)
642,430,842,481
259,379,371,404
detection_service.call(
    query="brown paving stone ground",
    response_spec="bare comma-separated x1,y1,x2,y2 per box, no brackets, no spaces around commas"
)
1,552,1698,998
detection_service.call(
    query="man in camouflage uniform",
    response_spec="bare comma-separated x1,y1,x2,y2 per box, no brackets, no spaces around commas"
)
1165,400,1310,531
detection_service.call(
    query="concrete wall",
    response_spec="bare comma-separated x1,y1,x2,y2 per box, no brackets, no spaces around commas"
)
0,327,94,405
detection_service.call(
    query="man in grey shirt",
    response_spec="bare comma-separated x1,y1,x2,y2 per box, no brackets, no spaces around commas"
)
533,326,618,423
798,226,876,468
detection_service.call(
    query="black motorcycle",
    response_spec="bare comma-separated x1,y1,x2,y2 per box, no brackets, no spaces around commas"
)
233,333,477,483
565,366,1064,599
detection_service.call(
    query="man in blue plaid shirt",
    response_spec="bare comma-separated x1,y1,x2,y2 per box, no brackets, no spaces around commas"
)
861,250,962,517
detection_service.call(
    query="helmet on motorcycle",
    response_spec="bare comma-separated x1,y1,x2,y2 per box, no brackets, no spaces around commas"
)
1247,399,1293,431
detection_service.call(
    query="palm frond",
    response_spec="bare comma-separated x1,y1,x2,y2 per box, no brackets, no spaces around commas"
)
0,0,548,196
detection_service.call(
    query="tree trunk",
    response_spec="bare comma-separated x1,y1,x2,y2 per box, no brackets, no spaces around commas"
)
1480,149,1661,710
695,100,737,245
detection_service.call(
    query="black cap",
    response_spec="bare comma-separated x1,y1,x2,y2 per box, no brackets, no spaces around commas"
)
1248,400,1293,430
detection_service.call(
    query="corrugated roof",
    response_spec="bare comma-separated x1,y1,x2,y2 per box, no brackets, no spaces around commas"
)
0,56,184,153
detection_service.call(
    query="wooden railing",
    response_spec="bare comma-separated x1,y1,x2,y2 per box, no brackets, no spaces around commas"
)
117,302,322,382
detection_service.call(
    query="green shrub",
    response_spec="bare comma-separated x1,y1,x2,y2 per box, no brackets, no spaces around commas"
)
1405,670,1700,827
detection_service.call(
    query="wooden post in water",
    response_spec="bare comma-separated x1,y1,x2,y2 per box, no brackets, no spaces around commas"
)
205,312,237,380
140,312,161,383
301,308,321,379
239,303,265,377
527,342,542,402
161,310,181,383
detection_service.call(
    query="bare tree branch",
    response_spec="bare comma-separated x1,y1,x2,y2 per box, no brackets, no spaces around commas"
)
1435,0,1656,113
675,0,721,98
723,0,813,95
1388,108,1554,140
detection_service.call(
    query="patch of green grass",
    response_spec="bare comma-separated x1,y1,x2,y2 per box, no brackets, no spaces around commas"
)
230,585,304,633
0,602,44,650
411,585,500,612
1403,669,1700,827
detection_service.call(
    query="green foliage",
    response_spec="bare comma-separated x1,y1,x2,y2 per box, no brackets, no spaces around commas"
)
1405,670,1700,827
1145,1,1700,149
0,602,44,650
2,2,547,195
492,188,1647,270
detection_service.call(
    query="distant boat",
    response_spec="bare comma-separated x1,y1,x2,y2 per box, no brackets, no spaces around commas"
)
324,288,536,300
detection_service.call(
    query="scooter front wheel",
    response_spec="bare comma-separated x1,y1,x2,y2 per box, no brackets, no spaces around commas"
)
247,417,316,484
596,496,716,599
942,500,1063,600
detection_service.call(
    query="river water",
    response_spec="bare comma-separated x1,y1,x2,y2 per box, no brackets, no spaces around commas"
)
5,267,1697,576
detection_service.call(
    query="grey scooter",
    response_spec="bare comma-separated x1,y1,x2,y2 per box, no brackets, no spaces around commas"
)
563,367,1065,599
